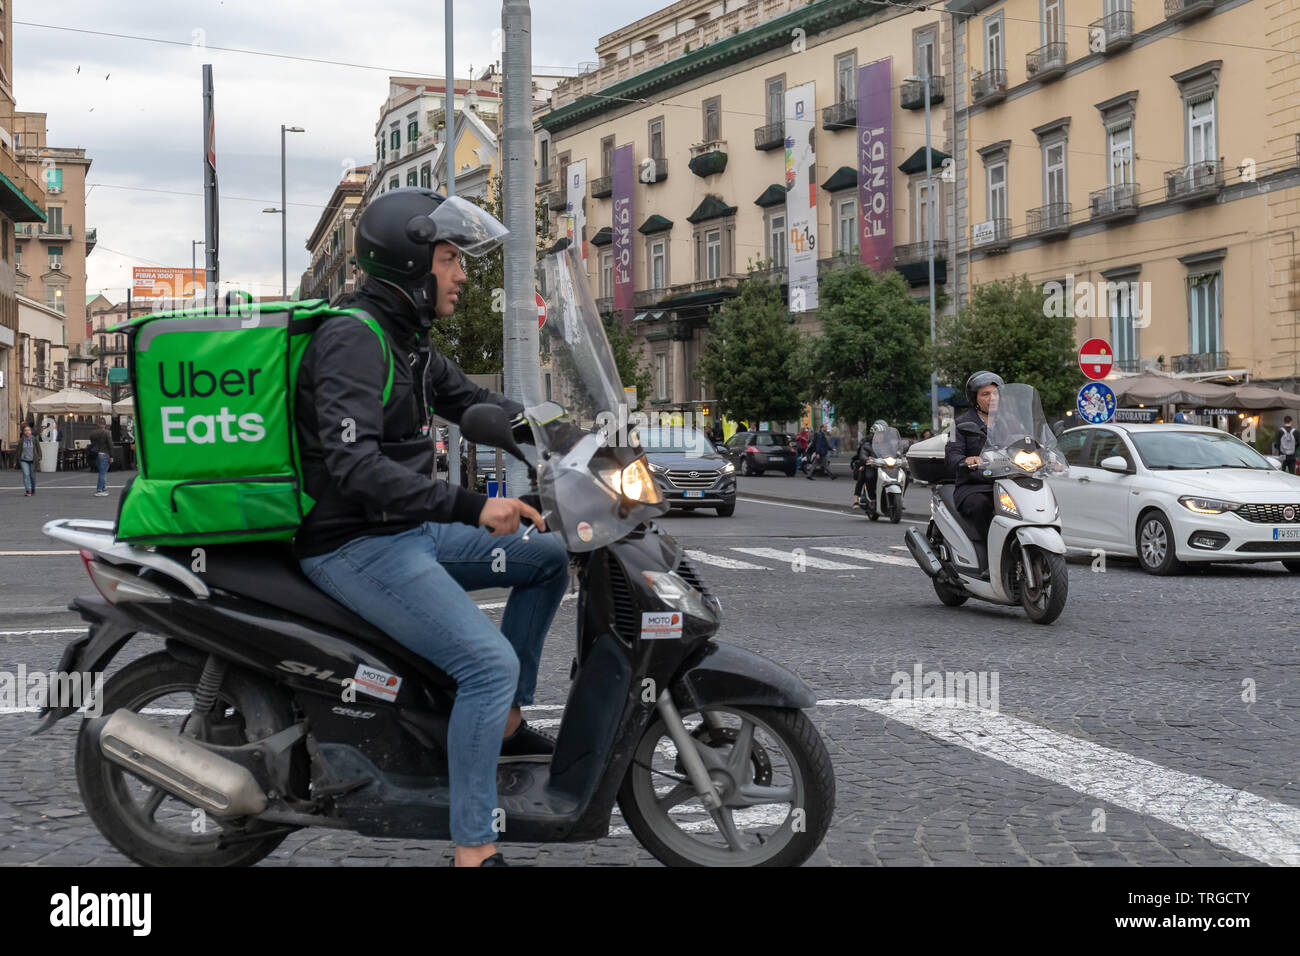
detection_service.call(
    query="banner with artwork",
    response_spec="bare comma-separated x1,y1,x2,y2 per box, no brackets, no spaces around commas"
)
857,58,893,271
611,144,635,326
784,82,818,313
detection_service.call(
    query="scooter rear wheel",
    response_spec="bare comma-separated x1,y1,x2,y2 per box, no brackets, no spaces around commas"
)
933,576,969,607
618,705,834,867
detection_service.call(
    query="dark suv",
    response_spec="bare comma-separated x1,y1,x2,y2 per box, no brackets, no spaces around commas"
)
642,426,737,517
722,431,797,476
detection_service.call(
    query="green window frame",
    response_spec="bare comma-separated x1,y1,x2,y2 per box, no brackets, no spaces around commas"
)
406,170,417,186
45,168,64,190
419,165,432,188
389,178,399,191
407,120,419,142
390,129,401,151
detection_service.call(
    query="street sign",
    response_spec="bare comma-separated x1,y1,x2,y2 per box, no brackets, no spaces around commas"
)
1079,338,1113,380
107,368,129,384
1077,382,1117,424
536,292,547,329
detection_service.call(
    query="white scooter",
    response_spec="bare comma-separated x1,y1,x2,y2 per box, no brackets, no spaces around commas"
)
857,426,907,523
904,384,1070,625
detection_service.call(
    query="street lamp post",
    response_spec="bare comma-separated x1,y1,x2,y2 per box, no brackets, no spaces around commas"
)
191,239,204,302
908,72,940,433
280,125,305,299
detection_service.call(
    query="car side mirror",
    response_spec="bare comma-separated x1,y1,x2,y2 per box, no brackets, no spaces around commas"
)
1051,420,1065,438
1100,455,1129,474
1266,456,1283,470
956,421,982,437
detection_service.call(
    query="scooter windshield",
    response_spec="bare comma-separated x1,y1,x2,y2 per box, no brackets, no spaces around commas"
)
873,427,903,459
983,383,1067,477
528,246,668,552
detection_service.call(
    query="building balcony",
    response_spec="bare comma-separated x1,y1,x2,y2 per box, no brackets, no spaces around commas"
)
688,141,728,178
822,99,856,131
1026,42,1068,83
644,156,668,184
39,223,73,239
1027,202,1071,239
0,142,46,222
85,227,98,252
1089,183,1140,221
971,217,1011,252
754,120,785,151
1172,351,1230,373
1165,159,1224,203
14,223,35,237
817,253,857,275
1090,10,1135,53
748,265,786,285
590,175,612,199
1165,0,1216,23
893,240,948,286
900,75,944,111
536,168,551,186
595,296,614,314
970,68,1008,107
634,287,670,308
547,188,569,211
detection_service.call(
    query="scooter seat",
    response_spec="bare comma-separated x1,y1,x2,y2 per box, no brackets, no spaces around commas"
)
936,484,986,543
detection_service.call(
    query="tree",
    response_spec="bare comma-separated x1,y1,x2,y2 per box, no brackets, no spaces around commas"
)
695,276,804,424
932,275,1083,415
800,264,930,426
430,174,552,374
601,312,652,405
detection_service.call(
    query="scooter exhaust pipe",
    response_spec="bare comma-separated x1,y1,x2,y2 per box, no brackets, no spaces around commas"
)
91,710,268,817
904,527,943,578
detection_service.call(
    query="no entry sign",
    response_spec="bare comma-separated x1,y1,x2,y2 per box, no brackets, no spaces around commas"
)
1079,338,1113,380
536,292,547,329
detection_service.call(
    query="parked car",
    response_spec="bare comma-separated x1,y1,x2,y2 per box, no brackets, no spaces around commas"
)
1047,423,1300,575
642,425,737,516
722,430,798,476
461,442,507,494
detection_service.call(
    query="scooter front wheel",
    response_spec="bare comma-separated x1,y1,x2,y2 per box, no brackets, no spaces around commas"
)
888,495,902,523
1019,548,1068,624
618,704,834,867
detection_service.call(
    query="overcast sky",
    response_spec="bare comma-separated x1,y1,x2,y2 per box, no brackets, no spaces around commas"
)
14,0,656,301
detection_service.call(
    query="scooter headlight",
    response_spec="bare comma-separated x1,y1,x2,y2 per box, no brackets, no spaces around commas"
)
1013,450,1043,472
642,570,717,622
598,457,663,505
884,457,897,467
996,490,1021,518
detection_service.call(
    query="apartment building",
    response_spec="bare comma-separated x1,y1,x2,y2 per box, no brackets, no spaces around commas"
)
17,293,68,404
540,0,958,409
11,111,95,363
88,297,131,384
301,165,370,304
953,0,1300,388
0,0,52,446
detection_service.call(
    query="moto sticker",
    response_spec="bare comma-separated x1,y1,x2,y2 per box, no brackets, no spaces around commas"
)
352,663,402,702
641,611,683,640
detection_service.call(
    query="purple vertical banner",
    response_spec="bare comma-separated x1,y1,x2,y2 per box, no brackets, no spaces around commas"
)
612,144,636,327
857,58,893,271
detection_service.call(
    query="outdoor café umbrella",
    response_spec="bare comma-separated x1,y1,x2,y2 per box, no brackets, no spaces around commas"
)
29,387,112,415
111,396,136,416
1225,384,1300,410
1107,372,1236,406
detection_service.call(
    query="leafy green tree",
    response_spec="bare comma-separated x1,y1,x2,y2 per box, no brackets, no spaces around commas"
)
601,312,652,405
431,174,552,374
932,275,1083,415
696,276,804,424
800,264,930,425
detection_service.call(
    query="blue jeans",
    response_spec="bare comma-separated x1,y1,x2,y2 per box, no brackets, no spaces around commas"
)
300,521,569,846
19,460,35,493
96,452,110,492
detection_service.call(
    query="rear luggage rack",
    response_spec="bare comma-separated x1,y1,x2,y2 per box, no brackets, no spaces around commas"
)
42,518,211,599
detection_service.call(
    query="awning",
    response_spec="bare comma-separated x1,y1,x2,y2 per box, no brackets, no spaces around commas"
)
1108,372,1236,405
1226,384,1300,410
590,226,612,247
685,195,737,224
754,183,788,208
638,214,673,235
633,310,667,322
820,166,857,193
30,388,112,415
898,146,951,175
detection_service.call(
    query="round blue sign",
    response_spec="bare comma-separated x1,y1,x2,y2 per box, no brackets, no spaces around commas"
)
1077,382,1117,424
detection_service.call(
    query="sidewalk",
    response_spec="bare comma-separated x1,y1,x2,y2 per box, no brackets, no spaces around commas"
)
734,456,930,521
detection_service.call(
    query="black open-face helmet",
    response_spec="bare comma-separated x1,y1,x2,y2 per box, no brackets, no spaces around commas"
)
966,370,1004,408
354,188,508,325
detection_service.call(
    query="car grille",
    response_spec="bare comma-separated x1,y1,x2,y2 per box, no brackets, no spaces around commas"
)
1236,503,1300,523
1235,541,1300,553
665,469,720,489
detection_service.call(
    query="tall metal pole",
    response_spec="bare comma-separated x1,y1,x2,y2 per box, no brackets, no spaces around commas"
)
202,65,218,305
924,71,938,433
445,1,461,487
281,124,288,299
502,0,540,497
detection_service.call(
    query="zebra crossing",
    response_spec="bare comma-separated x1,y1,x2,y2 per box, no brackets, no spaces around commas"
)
684,546,916,572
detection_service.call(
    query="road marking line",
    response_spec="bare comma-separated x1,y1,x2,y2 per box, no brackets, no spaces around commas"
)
736,496,856,517
820,698,1300,866
684,549,770,570
0,628,87,636
0,550,80,556
731,547,867,570
813,546,914,568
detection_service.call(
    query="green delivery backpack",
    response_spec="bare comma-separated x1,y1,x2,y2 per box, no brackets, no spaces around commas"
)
112,297,394,546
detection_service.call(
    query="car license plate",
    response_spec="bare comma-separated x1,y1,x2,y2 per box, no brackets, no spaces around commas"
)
767,455,785,462
685,490,705,498
1273,527,1300,540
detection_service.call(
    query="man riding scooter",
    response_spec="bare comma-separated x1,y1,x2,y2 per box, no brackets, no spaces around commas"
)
944,371,1003,538
852,420,888,511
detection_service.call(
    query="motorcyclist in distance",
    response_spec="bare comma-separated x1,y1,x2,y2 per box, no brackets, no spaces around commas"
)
944,371,1003,538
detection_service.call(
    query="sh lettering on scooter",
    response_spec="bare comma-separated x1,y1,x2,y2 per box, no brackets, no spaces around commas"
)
889,662,1000,712
49,886,151,936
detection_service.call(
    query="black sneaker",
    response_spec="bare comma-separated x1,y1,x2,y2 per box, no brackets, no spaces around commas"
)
500,719,554,763
448,851,509,867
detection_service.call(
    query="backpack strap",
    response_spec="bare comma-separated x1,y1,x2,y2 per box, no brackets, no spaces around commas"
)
339,310,395,405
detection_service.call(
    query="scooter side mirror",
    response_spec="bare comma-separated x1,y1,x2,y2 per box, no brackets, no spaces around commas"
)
1051,420,1065,438
461,404,528,468
956,421,982,437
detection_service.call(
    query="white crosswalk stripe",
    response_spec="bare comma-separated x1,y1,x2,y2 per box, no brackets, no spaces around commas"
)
813,546,915,567
730,548,867,570
684,549,771,570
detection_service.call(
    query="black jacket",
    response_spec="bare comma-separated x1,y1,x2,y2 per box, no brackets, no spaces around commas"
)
294,280,523,558
945,408,994,508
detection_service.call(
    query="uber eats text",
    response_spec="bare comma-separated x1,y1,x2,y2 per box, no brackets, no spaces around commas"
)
157,361,267,444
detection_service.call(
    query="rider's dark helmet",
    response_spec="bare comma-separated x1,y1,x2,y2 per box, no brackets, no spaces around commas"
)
965,370,1004,408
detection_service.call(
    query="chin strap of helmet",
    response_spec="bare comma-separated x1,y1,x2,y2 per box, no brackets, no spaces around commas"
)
370,274,439,336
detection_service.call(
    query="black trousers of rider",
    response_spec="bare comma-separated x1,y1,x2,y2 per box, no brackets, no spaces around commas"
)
958,491,994,539
853,466,877,500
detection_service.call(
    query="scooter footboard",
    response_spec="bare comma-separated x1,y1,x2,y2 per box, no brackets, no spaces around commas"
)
672,641,816,711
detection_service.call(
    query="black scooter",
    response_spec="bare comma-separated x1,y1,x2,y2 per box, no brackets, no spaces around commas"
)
38,402,834,868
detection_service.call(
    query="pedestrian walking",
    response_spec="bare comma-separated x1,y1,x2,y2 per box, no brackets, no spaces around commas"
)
18,424,36,497
89,417,113,496
805,424,836,480
1278,415,1298,474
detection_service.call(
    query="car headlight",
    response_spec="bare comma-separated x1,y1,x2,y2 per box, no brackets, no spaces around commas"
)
996,490,1020,518
1013,450,1042,472
646,460,666,474
1179,496,1241,515
599,457,663,504
720,461,735,474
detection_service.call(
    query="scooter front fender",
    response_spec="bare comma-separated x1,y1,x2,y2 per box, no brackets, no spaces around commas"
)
672,641,816,711
1015,524,1067,555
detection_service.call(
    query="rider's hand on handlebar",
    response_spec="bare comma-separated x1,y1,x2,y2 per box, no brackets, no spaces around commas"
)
478,497,546,536
964,456,981,469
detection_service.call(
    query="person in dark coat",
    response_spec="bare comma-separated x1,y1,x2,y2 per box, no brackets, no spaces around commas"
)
944,371,1004,538
805,424,836,480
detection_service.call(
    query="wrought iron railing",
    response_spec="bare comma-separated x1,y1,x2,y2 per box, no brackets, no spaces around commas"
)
1026,42,1068,80
1027,202,1071,236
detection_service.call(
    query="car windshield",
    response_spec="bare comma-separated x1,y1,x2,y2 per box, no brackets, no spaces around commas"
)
1130,430,1274,470
642,426,714,456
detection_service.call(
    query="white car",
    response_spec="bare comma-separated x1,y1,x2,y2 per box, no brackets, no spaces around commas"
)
1049,423,1300,575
